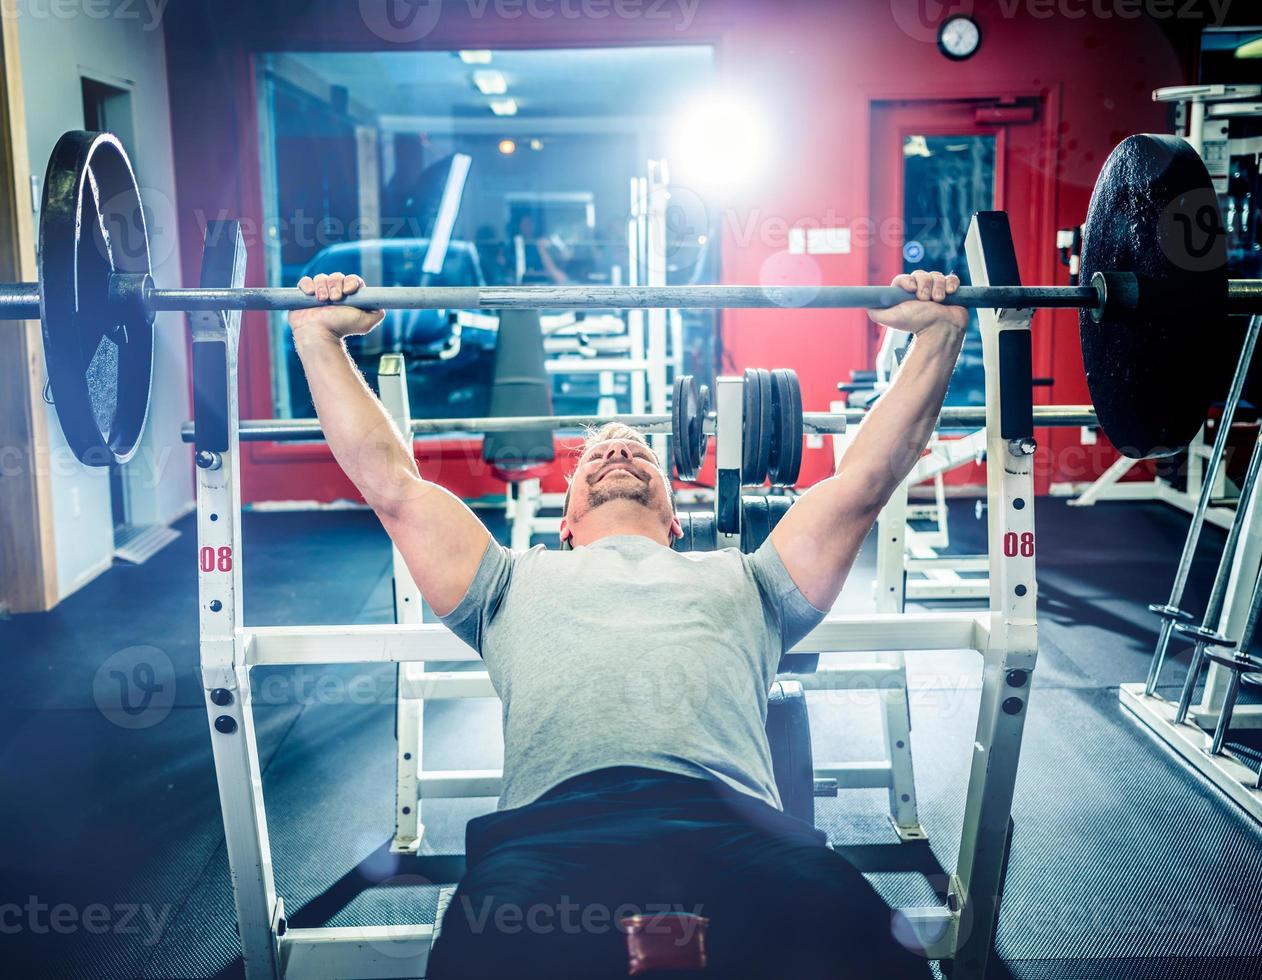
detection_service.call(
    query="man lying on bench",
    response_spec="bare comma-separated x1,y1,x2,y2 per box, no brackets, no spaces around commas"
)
289,270,967,979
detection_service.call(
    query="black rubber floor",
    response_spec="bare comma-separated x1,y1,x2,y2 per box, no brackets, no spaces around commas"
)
2,500,1260,979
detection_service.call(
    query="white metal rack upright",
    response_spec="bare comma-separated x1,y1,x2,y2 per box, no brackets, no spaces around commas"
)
195,213,1039,979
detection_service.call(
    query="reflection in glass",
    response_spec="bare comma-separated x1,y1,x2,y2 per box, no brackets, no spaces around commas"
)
256,48,720,423
902,134,996,408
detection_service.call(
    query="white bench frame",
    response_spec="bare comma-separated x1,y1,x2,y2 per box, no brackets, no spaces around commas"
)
194,215,1038,979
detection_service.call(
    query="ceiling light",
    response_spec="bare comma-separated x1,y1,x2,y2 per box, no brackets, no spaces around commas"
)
499,139,517,155
1236,36,1262,58
529,138,543,151
472,70,507,95
903,135,931,158
459,50,493,64
489,98,518,116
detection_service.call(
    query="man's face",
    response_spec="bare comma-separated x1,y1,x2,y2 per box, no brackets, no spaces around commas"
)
559,438,679,546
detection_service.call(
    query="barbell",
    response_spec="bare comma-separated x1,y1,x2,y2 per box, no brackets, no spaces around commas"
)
180,404,1099,442
3,129,1260,467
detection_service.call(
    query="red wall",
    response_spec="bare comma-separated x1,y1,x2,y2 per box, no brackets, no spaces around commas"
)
163,0,1192,503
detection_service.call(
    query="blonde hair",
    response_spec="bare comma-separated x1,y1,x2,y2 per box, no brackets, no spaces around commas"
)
562,423,673,517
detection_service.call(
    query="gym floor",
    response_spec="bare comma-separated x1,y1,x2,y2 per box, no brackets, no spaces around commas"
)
2,498,1260,979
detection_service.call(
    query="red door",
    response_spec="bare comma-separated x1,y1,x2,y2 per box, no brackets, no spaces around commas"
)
870,98,1061,494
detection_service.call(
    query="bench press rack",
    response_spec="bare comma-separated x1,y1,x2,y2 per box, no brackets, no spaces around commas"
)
192,213,1040,980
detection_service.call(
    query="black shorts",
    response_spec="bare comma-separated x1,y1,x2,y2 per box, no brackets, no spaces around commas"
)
426,766,931,980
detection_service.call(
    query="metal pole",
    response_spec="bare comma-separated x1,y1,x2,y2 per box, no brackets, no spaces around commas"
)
1209,667,1245,755
147,283,1098,312
1145,314,1262,694
0,283,40,320
1174,422,1262,722
181,406,1099,444
1205,563,1262,754
7,277,1262,320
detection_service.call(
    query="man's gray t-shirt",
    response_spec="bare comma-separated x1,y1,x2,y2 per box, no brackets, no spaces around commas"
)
441,534,826,811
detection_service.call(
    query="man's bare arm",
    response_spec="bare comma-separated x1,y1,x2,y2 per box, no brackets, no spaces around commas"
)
290,273,489,616
771,271,968,611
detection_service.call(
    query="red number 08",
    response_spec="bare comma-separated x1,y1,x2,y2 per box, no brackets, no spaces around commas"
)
1002,532,1035,558
199,546,234,572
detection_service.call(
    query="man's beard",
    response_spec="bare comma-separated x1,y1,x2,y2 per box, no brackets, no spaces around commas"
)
587,471,653,510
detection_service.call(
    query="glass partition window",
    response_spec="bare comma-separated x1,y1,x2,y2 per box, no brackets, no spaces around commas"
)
255,47,718,422
902,134,996,407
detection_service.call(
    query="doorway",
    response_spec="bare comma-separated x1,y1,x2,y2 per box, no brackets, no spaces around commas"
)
871,97,1051,489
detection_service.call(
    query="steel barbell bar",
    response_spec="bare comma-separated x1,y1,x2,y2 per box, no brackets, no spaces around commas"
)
179,405,1099,444
0,280,1096,317
3,276,1262,319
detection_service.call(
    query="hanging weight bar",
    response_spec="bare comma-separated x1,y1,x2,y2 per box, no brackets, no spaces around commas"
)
4,130,1262,467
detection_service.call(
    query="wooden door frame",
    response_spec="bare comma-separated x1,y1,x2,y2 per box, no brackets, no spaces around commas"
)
0,18,58,612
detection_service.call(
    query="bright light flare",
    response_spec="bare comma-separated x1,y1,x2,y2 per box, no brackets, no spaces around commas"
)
670,92,773,197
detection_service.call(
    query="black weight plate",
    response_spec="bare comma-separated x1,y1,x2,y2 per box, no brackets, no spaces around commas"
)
40,131,154,466
672,375,707,481
672,375,689,479
1079,134,1229,459
754,368,774,486
767,371,786,482
672,510,692,552
693,382,710,478
766,495,793,533
782,371,803,485
742,368,763,484
692,512,718,553
769,369,804,486
741,495,770,554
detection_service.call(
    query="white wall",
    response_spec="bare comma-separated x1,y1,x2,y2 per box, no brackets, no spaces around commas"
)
16,0,189,599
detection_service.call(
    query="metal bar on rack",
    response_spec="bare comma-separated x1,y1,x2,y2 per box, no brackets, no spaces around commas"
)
143,282,1099,312
1145,313,1262,695
180,405,1099,444
1174,414,1262,722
